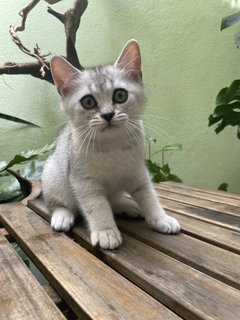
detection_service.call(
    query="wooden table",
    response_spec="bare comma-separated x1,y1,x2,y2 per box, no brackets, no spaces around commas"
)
0,182,240,320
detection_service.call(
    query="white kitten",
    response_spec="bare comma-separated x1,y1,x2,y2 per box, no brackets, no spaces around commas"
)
41,39,180,250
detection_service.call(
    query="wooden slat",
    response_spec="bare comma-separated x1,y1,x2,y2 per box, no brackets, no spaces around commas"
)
156,188,240,218
30,199,240,254
117,218,240,290
168,211,240,254
72,226,240,320
29,200,240,320
163,181,240,200
0,227,14,242
0,203,179,320
0,233,65,320
157,182,240,208
160,197,240,232
42,284,63,306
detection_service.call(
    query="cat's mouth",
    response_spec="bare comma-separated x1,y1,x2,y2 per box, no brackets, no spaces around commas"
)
101,123,116,131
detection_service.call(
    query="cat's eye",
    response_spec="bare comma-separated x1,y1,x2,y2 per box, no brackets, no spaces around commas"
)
80,95,97,110
113,88,128,104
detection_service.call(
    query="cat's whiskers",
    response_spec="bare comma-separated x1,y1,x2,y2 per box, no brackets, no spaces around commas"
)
121,122,134,150
70,123,89,134
91,128,97,155
75,128,93,161
124,120,143,148
133,114,181,128
85,128,95,159
73,126,90,141
129,118,170,140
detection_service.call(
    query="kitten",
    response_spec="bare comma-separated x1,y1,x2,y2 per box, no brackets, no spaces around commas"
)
41,39,180,250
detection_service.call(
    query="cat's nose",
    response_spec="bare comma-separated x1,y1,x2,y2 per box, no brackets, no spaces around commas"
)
100,112,115,122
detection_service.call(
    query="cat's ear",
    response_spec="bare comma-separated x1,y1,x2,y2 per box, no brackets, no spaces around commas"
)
115,39,142,82
50,56,80,95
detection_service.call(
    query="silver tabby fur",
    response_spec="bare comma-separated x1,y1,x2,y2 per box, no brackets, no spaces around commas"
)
41,40,180,249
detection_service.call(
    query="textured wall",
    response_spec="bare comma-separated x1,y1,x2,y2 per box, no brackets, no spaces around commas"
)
1,0,240,192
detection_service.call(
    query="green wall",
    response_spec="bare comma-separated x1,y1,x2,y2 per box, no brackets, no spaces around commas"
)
1,0,240,192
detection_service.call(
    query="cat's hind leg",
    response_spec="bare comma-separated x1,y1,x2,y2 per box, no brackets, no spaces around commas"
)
51,207,75,232
110,192,142,218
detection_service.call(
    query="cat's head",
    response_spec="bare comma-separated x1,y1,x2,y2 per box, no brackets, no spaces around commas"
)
50,40,145,133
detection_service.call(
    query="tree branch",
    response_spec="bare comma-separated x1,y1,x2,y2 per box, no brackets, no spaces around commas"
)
15,0,41,32
48,0,88,70
0,61,53,83
1,0,88,83
9,26,50,78
47,6,65,23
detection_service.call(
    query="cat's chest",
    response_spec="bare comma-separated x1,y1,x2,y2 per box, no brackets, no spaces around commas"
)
84,147,143,184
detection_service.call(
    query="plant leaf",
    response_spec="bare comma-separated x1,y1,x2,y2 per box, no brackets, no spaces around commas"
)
221,12,240,31
0,143,55,172
21,143,55,158
161,144,183,152
0,155,38,172
0,175,21,203
0,113,40,127
167,174,182,183
218,183,228,192
216,80,240,105
151,143,182,157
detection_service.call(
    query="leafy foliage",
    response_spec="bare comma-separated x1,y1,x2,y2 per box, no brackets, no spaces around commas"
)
0,113,39,127
208,80,240,138
145,137,182,183
0,144,55,204
218,182,228,192
209,12,240,138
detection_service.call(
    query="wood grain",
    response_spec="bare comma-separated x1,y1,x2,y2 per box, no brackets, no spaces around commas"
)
156,182,240,207
0,202,179,320
0,233,65,320
157,188,240,218
160,197,240,232
72,225,240,320
162,181,240,200
167,211,240,254
117,218,240,290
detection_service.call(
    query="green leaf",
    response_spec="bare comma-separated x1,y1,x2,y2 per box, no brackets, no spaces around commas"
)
0,143,55,172
167,174,182,183
218,183,228,192
0,155,38,172
0,175,21,203
161,144,183,152
151,143,182,157
208,114,222,127
221,12,240,31
214,102,240,116
0,113,40,127
216,80,240,105
21,143,55,158
145,159,161,174
162,163,170,176
20,160,45,180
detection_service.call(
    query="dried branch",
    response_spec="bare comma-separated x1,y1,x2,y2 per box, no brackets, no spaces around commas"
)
1,0,88,83
48,0,88,70
0,61,53,83
9,26,50,78
14,0,41,32
47,7,65,23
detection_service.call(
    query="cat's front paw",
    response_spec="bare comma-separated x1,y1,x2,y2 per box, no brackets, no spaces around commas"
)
91,228,122,250
147,215,180,234
51,208,75,232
